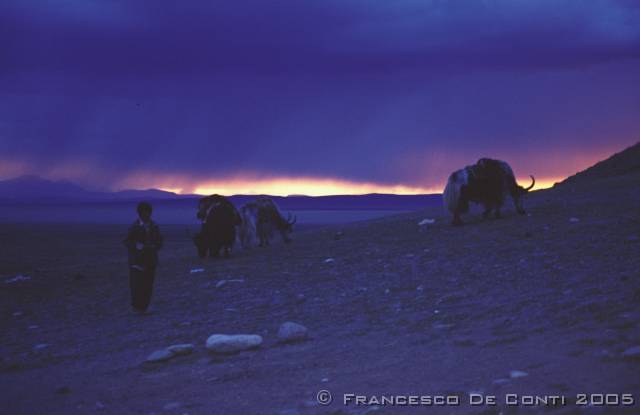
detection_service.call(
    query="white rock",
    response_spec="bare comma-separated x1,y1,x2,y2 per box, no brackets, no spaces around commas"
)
277,322,309,343
622,346,640,357
166,344,194,356
147,349,174,363
510,370,528,379
205,334,263,353
190,268,205,274
216,279,244,289
5,275,31,284
418,218,436,226
323,258,335,263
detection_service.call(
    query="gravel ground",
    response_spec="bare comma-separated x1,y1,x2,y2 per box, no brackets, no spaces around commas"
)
1,173,639,415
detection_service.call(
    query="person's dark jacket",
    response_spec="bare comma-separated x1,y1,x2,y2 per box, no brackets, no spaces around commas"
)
123,220,163,269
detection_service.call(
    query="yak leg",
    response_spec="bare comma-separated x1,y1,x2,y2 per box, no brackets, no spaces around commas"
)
452,207,464,225
482,203,493,219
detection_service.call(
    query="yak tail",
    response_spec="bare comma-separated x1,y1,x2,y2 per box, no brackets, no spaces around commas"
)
443,171,464,213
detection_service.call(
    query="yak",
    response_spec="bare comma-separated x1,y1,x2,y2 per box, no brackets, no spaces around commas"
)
443,158,534,225
250,196,296,246
194,194,241,258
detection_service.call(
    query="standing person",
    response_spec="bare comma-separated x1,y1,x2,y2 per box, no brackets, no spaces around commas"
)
123,202,163,313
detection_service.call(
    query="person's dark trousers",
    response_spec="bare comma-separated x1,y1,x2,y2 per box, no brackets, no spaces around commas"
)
129,265,156,312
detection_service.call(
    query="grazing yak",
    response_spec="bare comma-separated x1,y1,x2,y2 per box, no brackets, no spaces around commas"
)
240,196,296,247
443,158,535,225
194,194,241,258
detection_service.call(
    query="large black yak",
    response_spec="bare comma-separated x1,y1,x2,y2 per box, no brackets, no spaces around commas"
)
194,195,241,258
443,158,534,225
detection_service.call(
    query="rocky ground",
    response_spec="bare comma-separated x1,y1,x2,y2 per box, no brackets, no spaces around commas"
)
1,172,639,415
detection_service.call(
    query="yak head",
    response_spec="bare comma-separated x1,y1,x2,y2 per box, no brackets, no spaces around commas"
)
197,195,226,221
514,175,535,215
278,213,297,243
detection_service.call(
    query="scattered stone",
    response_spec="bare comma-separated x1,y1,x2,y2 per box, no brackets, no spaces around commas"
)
216,279,244,289
492,378,510,385
433,323,454,330
33,343,48,351
95,401,106,410
205,334,263,353
334,231,344,240
416,285,424,292
277,322,309,343
12,311,23,317
323,258,335,264
5,275,31,284
163,402,181,411
190,268,205,274
569,217,580,223
295,293,306,304
622,346,640,358
28,325,39,330
146,349,174,363
166,344,194,356
321,377,329,382
510,370,528,379
418,218,436,226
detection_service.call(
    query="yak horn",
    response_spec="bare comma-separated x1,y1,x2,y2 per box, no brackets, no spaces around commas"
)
525,175,535,191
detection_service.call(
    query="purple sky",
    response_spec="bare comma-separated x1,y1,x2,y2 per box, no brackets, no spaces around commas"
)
1,0,639,194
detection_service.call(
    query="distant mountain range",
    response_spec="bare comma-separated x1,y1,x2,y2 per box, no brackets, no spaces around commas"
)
0,175,194,203
0,175,441,211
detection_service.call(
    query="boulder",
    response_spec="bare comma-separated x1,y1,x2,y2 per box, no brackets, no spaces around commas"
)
277,322,309,343
167,344,194,356
205,334,262,353
146,349,174,363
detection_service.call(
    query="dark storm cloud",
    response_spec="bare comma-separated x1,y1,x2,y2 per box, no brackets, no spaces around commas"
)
1,0,639,190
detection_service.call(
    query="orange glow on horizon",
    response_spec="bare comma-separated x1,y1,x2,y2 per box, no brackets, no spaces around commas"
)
152,175,560,197
190,176,441,196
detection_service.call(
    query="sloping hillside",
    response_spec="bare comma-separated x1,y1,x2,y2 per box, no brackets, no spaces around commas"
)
559,141,640,185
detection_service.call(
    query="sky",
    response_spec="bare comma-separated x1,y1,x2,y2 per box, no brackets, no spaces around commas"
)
1,0,639,195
